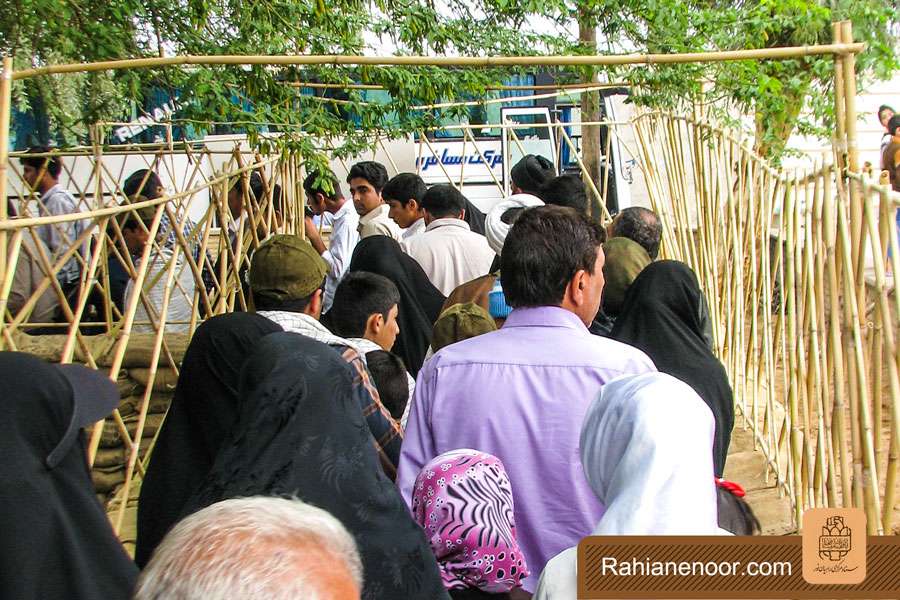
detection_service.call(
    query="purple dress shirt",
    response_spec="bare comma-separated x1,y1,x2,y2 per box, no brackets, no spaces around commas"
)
397,306,657,591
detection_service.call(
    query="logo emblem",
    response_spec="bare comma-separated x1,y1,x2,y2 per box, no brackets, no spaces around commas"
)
818,516,852,561
802,508,866,585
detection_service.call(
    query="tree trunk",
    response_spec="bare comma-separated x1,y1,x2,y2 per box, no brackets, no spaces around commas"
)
579,14,605,217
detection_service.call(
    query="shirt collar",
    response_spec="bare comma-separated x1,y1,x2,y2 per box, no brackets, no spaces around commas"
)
332,200,355,220
502,305,589,333
359,203,389,226
349,337,383,355
425,217,470,232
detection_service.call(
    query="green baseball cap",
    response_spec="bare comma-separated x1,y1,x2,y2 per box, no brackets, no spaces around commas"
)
432,302,497,353
249,234,328,302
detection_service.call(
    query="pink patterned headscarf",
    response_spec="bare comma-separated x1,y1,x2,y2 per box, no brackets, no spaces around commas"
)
412,449,529,592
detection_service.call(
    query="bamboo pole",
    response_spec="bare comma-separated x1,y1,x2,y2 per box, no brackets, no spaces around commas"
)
0,57,13,349
12,44,867,80
862,186,900,533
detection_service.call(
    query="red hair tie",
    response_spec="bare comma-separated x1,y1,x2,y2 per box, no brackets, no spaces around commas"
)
715,477,746,498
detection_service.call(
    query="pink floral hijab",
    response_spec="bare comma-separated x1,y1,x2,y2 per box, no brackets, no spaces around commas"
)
412,449,529,593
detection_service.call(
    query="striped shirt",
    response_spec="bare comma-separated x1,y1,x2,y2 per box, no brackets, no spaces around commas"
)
257,310,403,479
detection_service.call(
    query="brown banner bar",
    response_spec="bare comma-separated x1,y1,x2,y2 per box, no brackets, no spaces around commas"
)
577,536,898,598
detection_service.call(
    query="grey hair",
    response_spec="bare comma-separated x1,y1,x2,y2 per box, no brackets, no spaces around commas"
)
134,496,363,600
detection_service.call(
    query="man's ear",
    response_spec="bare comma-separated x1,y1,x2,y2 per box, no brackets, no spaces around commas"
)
460,208,466,220
306,288,324,318
366,313,384,336
567,269,588,307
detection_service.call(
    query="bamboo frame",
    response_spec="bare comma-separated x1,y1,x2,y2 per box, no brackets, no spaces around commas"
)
13,44,865,80
4,32,894,545
632,99,900,533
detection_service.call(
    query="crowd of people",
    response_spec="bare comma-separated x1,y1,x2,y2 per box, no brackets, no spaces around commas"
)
3,154,763,600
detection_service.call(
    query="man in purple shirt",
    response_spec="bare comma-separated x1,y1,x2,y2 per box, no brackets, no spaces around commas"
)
397,206,656,591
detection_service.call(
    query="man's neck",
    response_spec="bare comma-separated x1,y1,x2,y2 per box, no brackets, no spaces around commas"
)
327,197,348,214
39,179,58,195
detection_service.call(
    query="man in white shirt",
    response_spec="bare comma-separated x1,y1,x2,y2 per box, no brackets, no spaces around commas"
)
20,147,86,306
303,170,360,312
401,184,496,295
383,173,427,241
347,161,402,240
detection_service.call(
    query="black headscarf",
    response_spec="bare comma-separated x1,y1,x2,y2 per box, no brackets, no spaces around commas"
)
180,332,449,600
610,260,734,476
0,352,138,599
345,235,445,375
135,312,282,567
463,198,487,235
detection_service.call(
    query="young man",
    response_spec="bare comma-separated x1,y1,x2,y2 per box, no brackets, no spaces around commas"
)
303,170,360,312
123,169,200,260
397,206,656,592
328,271,415,423
383,172,427,240
346,161,402,240
120,202,197,333
248,234,403,477
19,147,86,306
401,184,496,295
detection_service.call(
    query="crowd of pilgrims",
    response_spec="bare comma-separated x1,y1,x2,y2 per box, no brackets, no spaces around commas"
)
3,155,763,600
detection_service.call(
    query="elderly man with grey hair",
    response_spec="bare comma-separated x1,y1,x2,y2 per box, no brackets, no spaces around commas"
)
134,497,362,600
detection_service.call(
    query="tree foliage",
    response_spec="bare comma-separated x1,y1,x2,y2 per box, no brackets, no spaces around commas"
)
1,0,896,161
515,0,898,159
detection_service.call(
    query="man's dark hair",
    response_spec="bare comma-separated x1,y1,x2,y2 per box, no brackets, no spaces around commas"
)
888,114,900,137
123,169,164,199
420,184,467,219
382,173,426,206
20,146,62,179
610,206,662,260
303,170,342,200
365,350,409,421
252,279,325,313
328,272,401,338
878,105,895,121
538,174,589,213
346,161,389,192
501,205,606,308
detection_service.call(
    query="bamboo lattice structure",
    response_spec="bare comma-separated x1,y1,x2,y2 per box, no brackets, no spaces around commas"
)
633,109,900,534
2,23,895,546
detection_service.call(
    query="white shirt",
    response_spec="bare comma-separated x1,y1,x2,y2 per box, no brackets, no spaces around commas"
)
37,184,86,284
125,249,195,333
401,217,426,241
401,218,496,295
320,201,360,312
358,204,402,240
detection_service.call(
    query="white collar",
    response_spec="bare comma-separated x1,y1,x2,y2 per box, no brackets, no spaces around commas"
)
425,217,470,232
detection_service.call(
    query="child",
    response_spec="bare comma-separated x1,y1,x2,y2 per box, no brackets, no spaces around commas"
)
327,271,416,426
365,350,410,421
